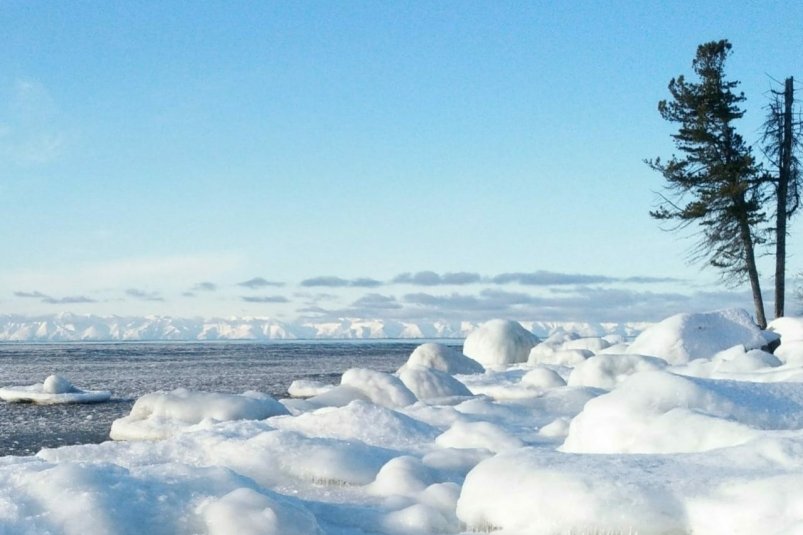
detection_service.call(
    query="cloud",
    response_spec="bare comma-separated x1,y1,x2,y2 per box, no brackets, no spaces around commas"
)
241,296,289,303
351,293,401,310
15,290,96,305
191,282,217,292
237,277,284,289
491,271,615,286
14,291,49,299
351,277,383,288
126,288,164,302
41,295,96,304
393,271,482,286
301,276,382,288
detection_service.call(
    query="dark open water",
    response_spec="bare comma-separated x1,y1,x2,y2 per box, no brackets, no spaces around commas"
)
0,342,440,456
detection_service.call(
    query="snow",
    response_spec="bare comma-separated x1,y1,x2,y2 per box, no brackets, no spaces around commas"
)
109,389,289,440
340,368,417,408
199,487,323,535
627,308,773,364
0,375,112,404
399,343,484,375
287,379,334,398
462,319,539,367
566,353,667,389
397,366,472,400
5,307,803,534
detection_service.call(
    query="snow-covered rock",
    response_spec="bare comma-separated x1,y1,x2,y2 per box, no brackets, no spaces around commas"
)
567,353,667,390
397,366,472,401
399,343,484,375
340,368,417,408
562,371,803,454
627,308,771,364
199,487,323,535
520,367,567,389
110,389,288,440
287,380,334,398
463,319,539,367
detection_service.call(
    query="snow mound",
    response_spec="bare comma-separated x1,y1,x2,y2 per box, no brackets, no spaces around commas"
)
435,420,524,453
457,447,684,533
0,375,111,404
567,353,667,390
368,455,435,497
767,317,803,366
712,345,782,373
775,340,803,366
562,336,611,353
287,380,334,398
463,319,539,367
199,487,322,535
627,308,771,364
529,347,591,366
398,366,472,400
562,371,803,453
400,342,484,375
340,368,417,408
520,367,566,389
110,389,289,440
767,316,803,342
269,400,439,450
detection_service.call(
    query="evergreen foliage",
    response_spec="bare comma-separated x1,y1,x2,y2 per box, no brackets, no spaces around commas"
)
647,40,767,327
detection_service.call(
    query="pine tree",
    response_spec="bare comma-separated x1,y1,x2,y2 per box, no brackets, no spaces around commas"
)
647,40,767,327
762,77,801,318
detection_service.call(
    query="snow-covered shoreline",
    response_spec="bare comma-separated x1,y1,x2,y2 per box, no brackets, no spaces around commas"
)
2,308,803,534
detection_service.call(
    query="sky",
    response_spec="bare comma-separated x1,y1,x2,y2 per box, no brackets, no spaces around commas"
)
1,1,802,324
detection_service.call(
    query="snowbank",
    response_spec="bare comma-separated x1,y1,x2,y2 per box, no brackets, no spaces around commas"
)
627,308,772,364
463,319,539,367
0,374,111,404
563,371,803,453
457,440,803,534
110,389,288,440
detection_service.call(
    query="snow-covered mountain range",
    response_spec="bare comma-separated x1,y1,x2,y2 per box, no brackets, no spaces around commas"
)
0,313,650,342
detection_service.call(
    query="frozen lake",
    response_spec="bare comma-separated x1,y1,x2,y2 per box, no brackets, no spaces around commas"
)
0,342,433,456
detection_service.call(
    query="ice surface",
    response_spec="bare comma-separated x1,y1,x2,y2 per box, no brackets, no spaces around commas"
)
2,310,803,534
0,375,111,404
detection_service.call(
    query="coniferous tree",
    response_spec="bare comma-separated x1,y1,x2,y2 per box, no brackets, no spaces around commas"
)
647,40,767,327
762,77,801,318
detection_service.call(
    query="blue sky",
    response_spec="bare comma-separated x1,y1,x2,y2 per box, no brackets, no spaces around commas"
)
1,1,801,323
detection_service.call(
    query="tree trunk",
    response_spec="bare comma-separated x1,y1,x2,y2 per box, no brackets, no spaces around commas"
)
740,214,767,328
775,77,794,319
